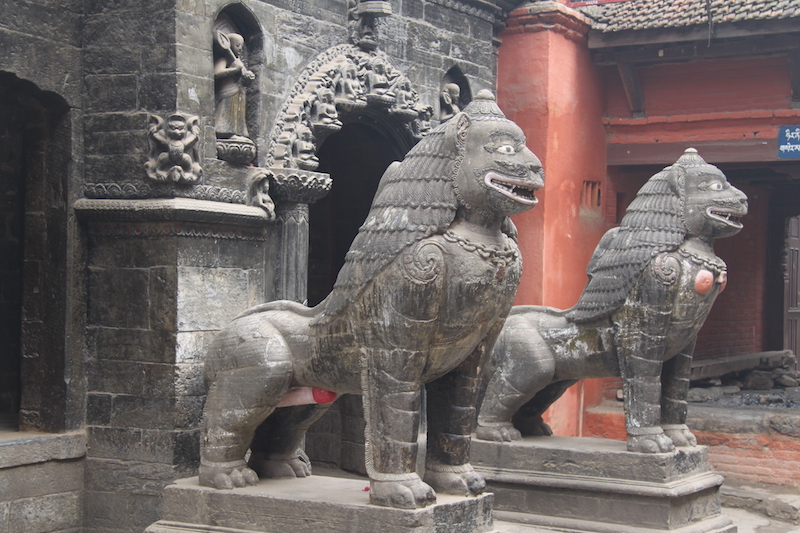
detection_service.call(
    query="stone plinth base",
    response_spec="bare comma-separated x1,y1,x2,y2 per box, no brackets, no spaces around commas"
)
471,436,736,533
146,471,495,533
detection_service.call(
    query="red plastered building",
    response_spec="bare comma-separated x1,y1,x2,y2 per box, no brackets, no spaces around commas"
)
498,0,800,485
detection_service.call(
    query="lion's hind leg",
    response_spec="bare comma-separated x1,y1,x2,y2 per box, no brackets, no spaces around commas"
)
476,318,555,442
660,343,697,447
248,402,332,478
200,318,295,489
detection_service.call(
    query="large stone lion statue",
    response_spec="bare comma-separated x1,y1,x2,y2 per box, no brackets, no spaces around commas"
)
199,91,544,508
476,148,747,453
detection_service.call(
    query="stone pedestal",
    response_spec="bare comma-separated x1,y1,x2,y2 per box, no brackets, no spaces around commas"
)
471,436,736,533
146,471,495,533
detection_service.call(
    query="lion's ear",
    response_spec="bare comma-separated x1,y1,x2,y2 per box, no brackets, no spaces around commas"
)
444,113,470,152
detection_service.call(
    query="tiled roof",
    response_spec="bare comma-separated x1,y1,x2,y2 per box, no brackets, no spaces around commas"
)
584,0,800,33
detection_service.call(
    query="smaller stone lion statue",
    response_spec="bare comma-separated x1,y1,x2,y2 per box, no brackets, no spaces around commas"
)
200,91,544,508
477,148,748,453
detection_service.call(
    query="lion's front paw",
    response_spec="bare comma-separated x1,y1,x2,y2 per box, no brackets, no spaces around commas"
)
199,461,260,489
475,422,521,442
423,462,485,497
249,452,311,478
662,424,697,447
370,474,437,509
627,428,675,453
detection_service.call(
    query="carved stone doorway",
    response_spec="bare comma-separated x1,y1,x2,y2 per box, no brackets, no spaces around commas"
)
307,120,406,306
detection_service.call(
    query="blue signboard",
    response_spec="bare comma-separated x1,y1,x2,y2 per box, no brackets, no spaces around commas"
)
779,126,800,159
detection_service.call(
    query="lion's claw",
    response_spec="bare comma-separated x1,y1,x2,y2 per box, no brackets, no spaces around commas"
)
370,476,436,509
663,425,697,447
627,431,675,453
424,463,485,497
199,463,260,490
475,422,521,442
249,454,312,478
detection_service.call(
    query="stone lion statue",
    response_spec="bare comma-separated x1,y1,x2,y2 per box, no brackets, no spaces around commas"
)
477,149,747,453
199,91,544,508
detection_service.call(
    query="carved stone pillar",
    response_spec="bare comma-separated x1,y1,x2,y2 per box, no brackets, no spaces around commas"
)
268,168,332,302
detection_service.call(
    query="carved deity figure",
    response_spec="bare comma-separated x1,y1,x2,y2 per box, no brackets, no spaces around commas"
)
440,83,461,123
477,149,748,453
144,113,202,184
333,62,365,110
214,31,255,140
311,85,343,132
364,58,395,107
199,91,544,508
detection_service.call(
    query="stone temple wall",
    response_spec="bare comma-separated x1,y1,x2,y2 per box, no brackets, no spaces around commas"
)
0,1,504,532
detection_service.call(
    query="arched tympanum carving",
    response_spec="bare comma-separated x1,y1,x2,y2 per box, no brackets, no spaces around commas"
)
265,44,431,173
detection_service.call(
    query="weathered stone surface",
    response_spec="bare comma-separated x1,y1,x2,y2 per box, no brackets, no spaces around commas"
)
8,492,82,533
0,459,83,501
148,474,494,533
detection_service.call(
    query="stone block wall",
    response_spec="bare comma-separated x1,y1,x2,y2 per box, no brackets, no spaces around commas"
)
0,432,86,533
82,220,274,532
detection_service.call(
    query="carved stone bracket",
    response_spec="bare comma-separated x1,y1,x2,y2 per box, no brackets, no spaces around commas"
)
266,168,332,205
144,112,203,184
266,44,430,172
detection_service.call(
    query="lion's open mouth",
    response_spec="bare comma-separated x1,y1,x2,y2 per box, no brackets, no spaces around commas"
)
707,207,745,228
485,171,542,205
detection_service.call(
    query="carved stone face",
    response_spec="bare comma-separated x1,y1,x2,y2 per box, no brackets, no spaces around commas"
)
682,166,748,240
166,117,188,139
456,117,544,218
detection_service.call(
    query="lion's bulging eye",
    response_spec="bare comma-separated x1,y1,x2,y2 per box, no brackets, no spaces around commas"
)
496,145,516,155
699,181,724,191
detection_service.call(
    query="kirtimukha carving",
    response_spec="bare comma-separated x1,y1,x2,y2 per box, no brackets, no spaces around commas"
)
477,148,748,453
144,113,203,184
440,82,461,122
214,30,257,165
200,91,544,508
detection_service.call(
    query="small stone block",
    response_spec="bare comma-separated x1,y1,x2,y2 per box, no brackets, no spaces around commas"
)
147,472,494,533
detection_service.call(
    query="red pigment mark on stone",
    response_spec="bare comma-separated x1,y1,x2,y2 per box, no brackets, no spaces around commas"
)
312,387,338,404
695,270,714,295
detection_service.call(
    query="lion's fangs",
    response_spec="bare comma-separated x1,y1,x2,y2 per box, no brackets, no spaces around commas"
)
485,171,540,205
707,207,743,227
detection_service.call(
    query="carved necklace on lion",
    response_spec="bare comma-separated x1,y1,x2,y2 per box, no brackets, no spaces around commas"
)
443,230,518,280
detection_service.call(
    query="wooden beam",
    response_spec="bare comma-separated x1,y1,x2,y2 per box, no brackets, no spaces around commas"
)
617,63,644,115
593,33,800,66
588,19,800,49
607,138,779,166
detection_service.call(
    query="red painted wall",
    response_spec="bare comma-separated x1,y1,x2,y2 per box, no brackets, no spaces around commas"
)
498,5,609,435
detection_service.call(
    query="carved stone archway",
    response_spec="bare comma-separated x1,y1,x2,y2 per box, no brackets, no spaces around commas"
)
265,44,433,303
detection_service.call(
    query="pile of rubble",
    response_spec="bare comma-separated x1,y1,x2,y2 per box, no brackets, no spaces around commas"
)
686,350,800,407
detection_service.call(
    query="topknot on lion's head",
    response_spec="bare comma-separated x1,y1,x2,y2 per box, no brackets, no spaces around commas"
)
567,149,721,322
314,91,516,321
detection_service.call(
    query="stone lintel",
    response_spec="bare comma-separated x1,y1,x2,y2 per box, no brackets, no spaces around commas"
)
74,198,272,226
148,474,495,533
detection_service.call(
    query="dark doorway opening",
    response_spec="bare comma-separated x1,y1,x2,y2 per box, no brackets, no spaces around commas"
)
307,120,405,306
0,85,26,429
